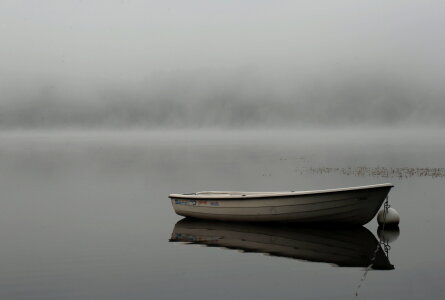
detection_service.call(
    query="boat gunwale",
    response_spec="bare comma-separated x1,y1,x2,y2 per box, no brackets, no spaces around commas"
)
169,183,394,200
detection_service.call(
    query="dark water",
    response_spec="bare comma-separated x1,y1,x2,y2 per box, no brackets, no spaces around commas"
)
0,129,444,299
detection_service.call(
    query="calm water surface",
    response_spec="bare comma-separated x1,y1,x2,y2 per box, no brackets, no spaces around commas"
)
0,129,444,299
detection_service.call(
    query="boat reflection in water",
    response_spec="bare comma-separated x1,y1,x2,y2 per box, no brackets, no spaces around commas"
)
170,219,394,270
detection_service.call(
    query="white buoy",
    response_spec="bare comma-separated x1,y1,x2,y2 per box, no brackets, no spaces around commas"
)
377,207,400,228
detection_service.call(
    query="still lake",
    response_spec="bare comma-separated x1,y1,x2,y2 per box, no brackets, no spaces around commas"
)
0,129,444,299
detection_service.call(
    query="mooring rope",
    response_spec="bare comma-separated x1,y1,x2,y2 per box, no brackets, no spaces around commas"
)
355,196,390,297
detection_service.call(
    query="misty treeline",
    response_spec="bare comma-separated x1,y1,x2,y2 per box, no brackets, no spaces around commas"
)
1,70,444,129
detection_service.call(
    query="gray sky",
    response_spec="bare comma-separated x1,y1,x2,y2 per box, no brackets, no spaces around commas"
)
1,0,444,128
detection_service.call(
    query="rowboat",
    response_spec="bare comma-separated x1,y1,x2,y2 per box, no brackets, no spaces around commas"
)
170,219,394,269
169,183,393,225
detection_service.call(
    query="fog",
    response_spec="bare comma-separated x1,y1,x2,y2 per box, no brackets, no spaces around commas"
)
1,0,444,129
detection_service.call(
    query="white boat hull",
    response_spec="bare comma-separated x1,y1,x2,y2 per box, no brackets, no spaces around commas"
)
169,183,393,225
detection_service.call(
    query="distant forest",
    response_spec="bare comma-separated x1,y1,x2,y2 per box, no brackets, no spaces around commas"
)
1,73,444,128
